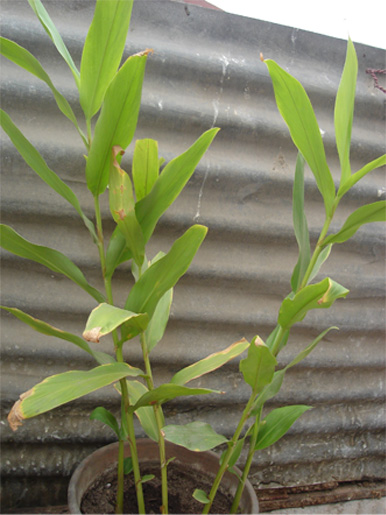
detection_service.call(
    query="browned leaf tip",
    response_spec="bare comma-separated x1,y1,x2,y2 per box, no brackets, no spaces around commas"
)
112,145,125,171
132,48,154,58
260,52,264,62
7,388,33,431
83,326,102,343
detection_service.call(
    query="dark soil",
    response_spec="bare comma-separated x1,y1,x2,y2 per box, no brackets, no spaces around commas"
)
81,462,235,514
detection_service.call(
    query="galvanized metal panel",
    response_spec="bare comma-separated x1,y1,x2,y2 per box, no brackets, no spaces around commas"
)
1,0,385,509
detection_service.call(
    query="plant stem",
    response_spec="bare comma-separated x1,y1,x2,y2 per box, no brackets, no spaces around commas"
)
116,438,125,514
202,391,257,514
299,196,339,291
270,325,285,357
93,196,145,513
229,409,262,514
140,334,169,514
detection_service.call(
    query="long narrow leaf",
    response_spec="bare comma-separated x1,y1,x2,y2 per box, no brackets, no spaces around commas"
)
132,139,160,201
109,146,145,266
0,110,96,242
252,327,337,415
86,51,149,196
83,303,148,343
291,153,311,291
8,362,143,430
125,380,160,442
334,38,358,185
163,422,228,452
308,244,332,284
171,339,249,385
90,407,120,438
0,225,104,303
131,383,220,412
338,154,386,198
79,0,133,119
264,59,335,214
0,39,85,144
278,277,349,329
105,227,132,279
254,405,311,450
323,201,386,245
27,0,80,87
145,289,173,353
136,128,219,242
1,306,114,365
124,225,207,320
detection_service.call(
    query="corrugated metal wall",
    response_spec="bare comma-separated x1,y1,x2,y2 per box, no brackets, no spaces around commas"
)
1,0,385,509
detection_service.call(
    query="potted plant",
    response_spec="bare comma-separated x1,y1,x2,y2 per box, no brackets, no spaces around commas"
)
1,0,385,514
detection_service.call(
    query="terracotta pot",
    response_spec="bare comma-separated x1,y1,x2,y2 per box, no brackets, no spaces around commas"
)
68,438,259,514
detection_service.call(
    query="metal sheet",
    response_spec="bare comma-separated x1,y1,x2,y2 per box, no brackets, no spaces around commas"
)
1,0,385,509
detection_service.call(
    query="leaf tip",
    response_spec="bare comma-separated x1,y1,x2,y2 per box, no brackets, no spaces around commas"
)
83,327,102,343
8,388,33,431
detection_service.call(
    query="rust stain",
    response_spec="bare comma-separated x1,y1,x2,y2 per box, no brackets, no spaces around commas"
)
114,209,126,221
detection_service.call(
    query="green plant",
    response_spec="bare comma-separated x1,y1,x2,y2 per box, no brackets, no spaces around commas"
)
1,1,385,514
191,39,385,513
0,0,241,513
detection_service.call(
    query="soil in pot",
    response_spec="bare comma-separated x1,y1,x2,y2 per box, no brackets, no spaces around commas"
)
81,460,237,514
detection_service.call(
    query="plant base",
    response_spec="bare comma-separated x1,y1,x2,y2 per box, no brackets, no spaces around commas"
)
68,439,259,514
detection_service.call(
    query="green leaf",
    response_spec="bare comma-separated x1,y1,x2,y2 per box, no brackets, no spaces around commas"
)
124,225,207,320
255,405,311,450
125,380,160,442
338,154,386,198
27,0,80,87
253,327,336,416
0,110,96,241
0,39,85,143
163,422,228,452
171,338,249,385
141,474,155,483
291,153,311,292
8,363,144,430
90,406,120,438
323,201,386,246
251,370,286,416
239,337,277,392
123,457,133,475
334,38,358,186
130,383,220,412
0,224,104,303
193,489,210,504
109,146,145,267
136,128,219,242
145,289,173,353
79,0,134,119
132,139,160,201
83,303,149,343
252,326,337,415
287,326,338,370
105,227,132,279
308,244,332,284
264,59,335,214
85,51,148,196
266,324,289,354
0,306,114,365
220,438,245,471
278,277,349,330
